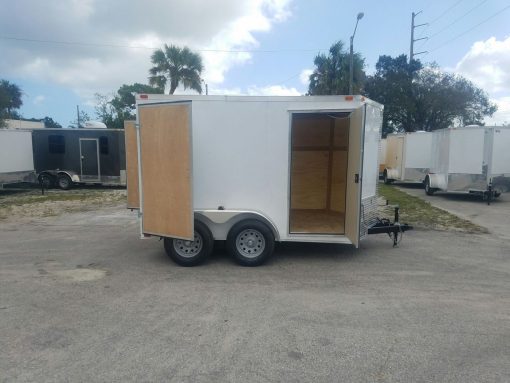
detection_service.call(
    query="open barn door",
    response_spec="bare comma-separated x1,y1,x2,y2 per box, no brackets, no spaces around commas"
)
345,106,365,247
138,102,193,240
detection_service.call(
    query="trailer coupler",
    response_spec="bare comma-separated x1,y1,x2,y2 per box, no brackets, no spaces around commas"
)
367,207,413,247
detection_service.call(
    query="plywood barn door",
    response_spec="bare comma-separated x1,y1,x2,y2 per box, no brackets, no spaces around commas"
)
139,103,193,240
345,106,364,247
124,120,139,209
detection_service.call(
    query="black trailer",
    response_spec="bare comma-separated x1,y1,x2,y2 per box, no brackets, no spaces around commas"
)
32,128,126,189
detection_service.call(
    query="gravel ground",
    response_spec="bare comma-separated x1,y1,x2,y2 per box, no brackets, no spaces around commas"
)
1,202,509,382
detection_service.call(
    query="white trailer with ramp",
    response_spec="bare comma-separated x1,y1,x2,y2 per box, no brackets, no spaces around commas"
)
126,95,411,266
425,126,510,201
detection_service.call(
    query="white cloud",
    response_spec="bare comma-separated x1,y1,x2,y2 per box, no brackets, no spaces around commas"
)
485,97,510,126
456,36,510,95
247,85,301,96
299,68,313,86
454,36,510,126
33,95,45,105
0,0,292,99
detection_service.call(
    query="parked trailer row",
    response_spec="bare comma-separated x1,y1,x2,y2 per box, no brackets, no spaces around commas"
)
425,126,510,199
126,94,411,267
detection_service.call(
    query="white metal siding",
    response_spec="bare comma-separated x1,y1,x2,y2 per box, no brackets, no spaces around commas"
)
404,132,433,169
0,130,34,173
448,129,485,174
491,127,510,175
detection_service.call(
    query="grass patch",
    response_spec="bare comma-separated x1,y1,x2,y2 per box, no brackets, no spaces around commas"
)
0,189,126,220
378,184,487,233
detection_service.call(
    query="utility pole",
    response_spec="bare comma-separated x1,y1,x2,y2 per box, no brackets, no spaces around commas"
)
410,11,428,63
76,105,80,129
349,12,364,95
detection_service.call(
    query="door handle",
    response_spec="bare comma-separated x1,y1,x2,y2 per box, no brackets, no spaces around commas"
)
355,174,359,183
81,156,85,160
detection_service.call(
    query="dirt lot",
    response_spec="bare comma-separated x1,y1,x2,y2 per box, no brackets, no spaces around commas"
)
1,188,509,382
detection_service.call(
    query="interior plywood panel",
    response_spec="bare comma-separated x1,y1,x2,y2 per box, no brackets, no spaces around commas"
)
330,150,348,212
292,116,331,147
290,151,329,209
124,120,139,209
333,118,349,147
289,209,344,234
139,103,193,239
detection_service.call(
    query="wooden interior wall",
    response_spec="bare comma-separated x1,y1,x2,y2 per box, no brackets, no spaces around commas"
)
139,104,193,239
124,120,139,209
290,115,349,213
290,151,329,209
330,118,349,212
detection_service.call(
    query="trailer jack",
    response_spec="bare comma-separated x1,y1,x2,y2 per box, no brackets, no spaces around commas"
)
367,206,413,247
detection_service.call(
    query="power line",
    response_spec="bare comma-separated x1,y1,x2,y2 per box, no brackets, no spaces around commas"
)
429,3,510,53
427,0,489,41
0,35,327,54
428,0,465,25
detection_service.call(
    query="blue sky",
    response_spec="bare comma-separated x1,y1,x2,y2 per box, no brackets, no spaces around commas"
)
2,0,509,127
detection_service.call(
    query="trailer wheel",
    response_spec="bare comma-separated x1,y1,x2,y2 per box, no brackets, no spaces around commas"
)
164,220,213,267
425,177,435,196
57,174,73,190
383,170,392,185
227,219,275,266
38,174,54,189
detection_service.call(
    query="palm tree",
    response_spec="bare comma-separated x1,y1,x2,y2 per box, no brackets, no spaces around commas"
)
149,44,204,95
308,41,365,95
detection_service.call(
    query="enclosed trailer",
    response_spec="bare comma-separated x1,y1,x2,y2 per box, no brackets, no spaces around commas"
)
127,94,410,266
425,126,510,198
0,129,36,187
383,131,433,184
378,137,387,178
32,128,126,189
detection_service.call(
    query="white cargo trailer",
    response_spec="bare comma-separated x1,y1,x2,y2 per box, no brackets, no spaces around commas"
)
378,137,387,178
127,94,411,266
383,131,433,184
0,129,35,187
425,126,510,199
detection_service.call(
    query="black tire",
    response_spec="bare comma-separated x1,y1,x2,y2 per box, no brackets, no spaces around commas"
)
227,219,275,266
425,177,435,196
38,174,53,189
164,220,213,267
57,174,73,190
383,170,392,185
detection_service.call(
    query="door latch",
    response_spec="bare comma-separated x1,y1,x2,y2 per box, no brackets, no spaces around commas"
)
355,173,359,183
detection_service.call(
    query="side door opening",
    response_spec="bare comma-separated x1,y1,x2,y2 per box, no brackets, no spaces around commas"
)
288,110,356,237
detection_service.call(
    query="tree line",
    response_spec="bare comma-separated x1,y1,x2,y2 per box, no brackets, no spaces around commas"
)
1,40,497,135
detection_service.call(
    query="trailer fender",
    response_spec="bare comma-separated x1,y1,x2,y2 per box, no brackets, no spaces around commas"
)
426,173,446,190
57,170,81,183
385,167,400,181
195,210,280,241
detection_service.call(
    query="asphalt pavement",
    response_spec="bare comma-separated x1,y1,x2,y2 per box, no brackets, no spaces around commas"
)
1,206,509,382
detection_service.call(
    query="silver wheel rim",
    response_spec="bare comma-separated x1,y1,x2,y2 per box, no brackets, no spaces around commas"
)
173,232,203,258
59,178,69,188
236,229,265,258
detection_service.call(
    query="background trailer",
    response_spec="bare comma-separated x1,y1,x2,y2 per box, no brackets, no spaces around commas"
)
0,129,36,187
425,126,510,199
383,131,433,184
128,95,409,266
32,128,126,189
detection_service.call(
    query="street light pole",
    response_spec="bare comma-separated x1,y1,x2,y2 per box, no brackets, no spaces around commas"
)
349,12,364,95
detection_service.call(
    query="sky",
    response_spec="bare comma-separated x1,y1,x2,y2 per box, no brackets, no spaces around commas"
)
1,0,509,127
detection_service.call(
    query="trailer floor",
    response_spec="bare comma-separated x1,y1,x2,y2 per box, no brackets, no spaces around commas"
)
1,206,509,382
289,209,344,234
